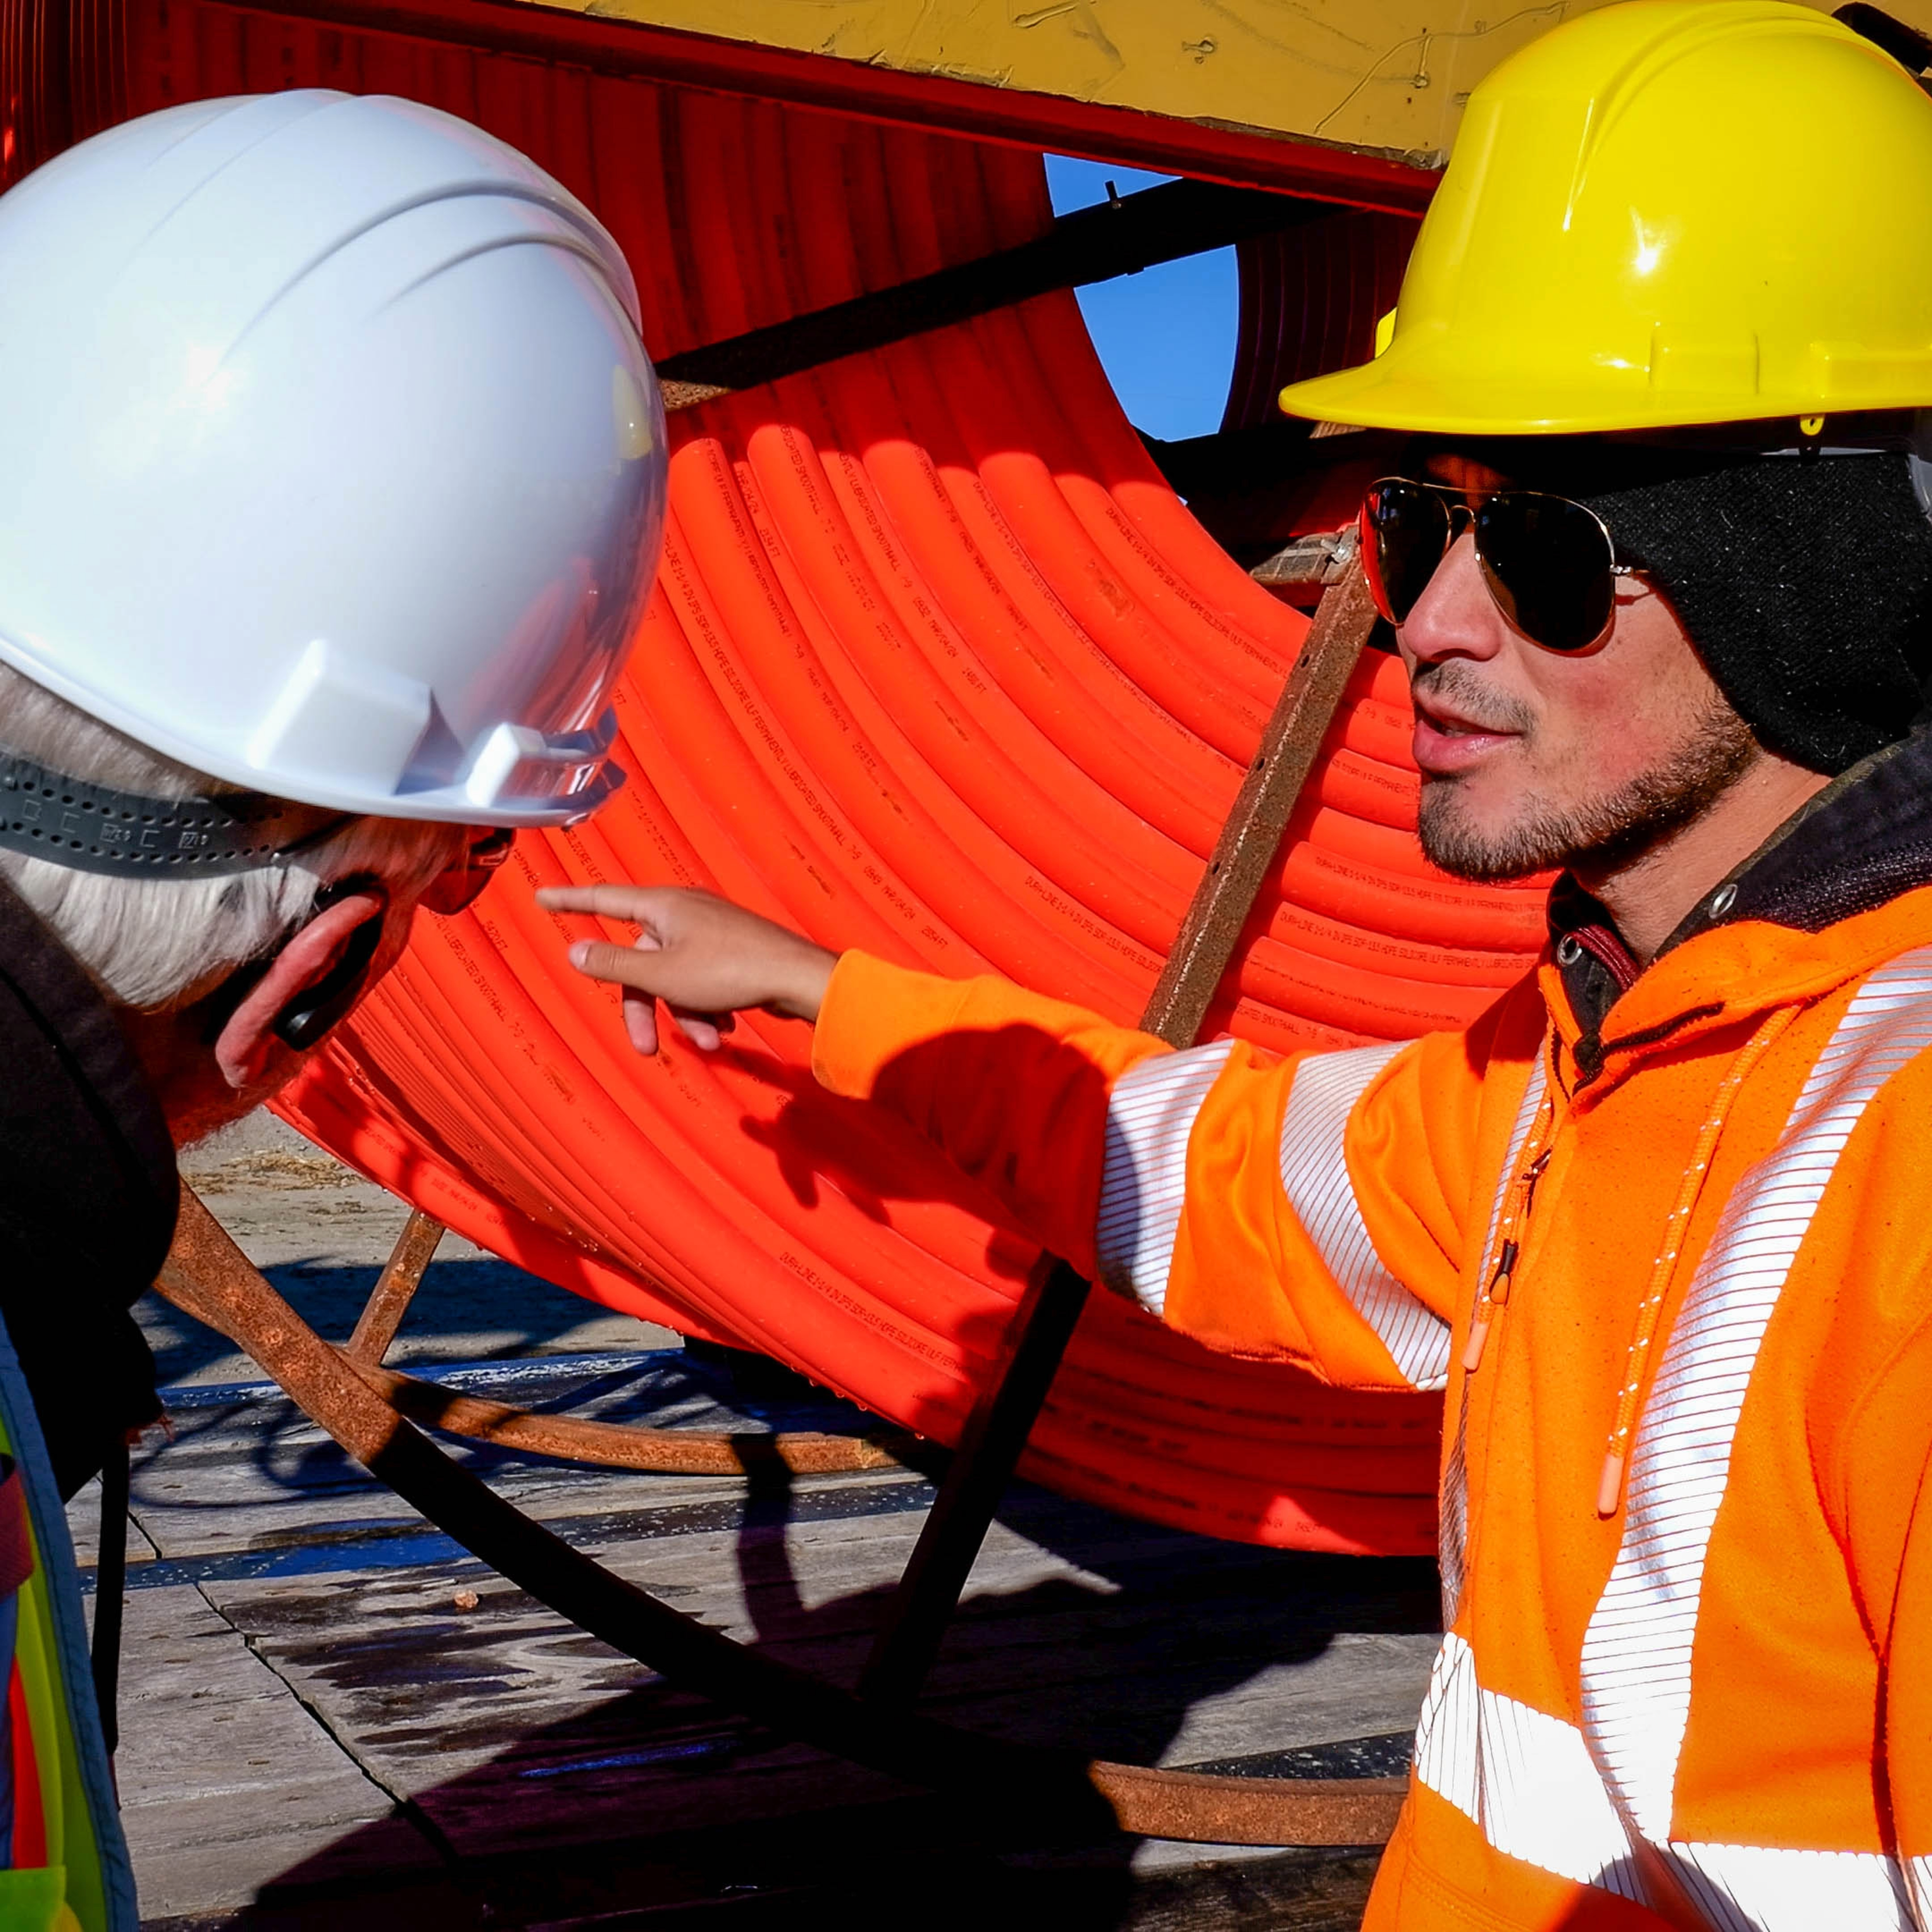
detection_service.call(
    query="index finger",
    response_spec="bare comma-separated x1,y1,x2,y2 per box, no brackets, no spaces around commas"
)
534,883,674,923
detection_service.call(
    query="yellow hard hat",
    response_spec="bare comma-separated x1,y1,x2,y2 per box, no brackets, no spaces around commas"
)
1279,0,1932,436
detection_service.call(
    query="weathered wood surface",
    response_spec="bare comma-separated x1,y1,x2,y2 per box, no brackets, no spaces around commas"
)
93,1356,1433,1928
97,1123,1435,1928
112,1584,433,1917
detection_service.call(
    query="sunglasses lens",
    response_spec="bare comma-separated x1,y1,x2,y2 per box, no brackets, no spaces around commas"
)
1473,493,1616,653
421,827,517,916
1361,480,1453,626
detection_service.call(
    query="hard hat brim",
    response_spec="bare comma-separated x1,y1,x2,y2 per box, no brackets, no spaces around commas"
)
1280,350,1932,441
0,628,628,829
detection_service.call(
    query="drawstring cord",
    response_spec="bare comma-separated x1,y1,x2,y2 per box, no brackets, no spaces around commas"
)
1594,1004,1798,1517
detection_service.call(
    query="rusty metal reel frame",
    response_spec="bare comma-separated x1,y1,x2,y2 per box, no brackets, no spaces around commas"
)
154,568,1410,1851
340,1204,915,1478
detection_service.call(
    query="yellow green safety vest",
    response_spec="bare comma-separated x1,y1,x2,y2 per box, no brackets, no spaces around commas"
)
0,1310,135,1932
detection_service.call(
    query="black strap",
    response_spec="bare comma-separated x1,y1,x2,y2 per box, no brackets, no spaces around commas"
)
0,751,349,878
91,1443,127,1760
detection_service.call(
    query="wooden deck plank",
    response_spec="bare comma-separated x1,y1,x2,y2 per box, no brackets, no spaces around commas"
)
185,1442,1433,1859
102,1358,1431,1913
110,1583,437,1921
67,1475,160,1568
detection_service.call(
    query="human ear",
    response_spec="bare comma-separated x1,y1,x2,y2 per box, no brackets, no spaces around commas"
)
211,885,390,1090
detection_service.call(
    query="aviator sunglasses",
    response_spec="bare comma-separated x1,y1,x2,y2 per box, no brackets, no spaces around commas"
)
1359,476,1636,654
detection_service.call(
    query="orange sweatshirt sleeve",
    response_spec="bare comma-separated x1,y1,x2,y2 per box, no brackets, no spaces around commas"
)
814,950,1540,1393
811,949,1173,1277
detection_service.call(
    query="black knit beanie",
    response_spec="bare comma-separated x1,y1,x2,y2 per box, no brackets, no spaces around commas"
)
1580,452,1932,775
1439,442,1932,777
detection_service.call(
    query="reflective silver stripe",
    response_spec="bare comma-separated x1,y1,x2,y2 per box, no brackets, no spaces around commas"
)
1413,1631,1481,1813
1581,955,1932,1876
1095,1041,1235,1317
1413,1642,1917,1926
1669,1843,1913,1930
1421,966,1932,1926
1440,1054,1549,1626
1413,1633,1644,1897
1277,1040,1449,1390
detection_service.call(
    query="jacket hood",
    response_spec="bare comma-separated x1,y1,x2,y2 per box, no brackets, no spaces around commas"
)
1542,724,1932,1078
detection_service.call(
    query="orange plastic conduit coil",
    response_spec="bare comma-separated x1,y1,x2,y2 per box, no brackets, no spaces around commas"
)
96,1,1551,1555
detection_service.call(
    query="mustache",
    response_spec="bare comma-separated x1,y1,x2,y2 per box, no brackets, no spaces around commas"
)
1409,660,1537,737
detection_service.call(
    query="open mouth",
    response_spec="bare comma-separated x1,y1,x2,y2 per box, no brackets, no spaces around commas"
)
1413,700,1523,774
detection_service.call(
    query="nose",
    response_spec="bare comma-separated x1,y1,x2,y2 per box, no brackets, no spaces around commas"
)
1398,531,1508,668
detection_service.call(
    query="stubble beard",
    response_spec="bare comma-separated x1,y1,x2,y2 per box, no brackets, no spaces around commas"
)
1415,673,1763,885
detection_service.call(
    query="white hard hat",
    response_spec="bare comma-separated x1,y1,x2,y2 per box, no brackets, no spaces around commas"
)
0,91,667,826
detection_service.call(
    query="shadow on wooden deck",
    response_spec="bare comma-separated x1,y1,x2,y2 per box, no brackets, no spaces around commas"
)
98,1345,1434,1931
110,1133,1434,1930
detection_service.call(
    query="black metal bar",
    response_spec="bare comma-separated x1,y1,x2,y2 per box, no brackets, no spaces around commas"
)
91,1441,129,1757
1836,5,1932,79
658,178,1329,402
854,567,1383,1712
1138,418,1321,501
856,1256,1092,1707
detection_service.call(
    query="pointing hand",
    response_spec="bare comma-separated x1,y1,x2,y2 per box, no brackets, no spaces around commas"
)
536,884,836,1056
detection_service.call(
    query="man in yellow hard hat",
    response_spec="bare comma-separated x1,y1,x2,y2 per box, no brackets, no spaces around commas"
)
537,4,1932,1923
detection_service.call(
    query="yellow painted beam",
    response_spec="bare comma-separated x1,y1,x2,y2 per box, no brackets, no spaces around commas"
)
508,0,1932,167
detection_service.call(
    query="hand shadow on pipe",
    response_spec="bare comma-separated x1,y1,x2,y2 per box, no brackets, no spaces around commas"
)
721,1023,1444,1549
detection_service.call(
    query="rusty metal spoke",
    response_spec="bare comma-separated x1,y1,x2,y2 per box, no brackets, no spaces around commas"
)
349,1357,909,1475
344,1207,446,1365
1140,557,1376,1045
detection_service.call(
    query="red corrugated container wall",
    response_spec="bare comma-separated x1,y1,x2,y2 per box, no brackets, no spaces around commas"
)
1,0,1549,1555
1224,213,1418,431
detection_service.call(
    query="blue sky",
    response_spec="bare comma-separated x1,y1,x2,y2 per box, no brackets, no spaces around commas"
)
1044,155,1238,445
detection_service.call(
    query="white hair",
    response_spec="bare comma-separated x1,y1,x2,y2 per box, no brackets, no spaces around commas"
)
0,664,466,1011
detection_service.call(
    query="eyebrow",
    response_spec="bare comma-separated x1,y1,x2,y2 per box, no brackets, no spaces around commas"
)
1421,457,1518,493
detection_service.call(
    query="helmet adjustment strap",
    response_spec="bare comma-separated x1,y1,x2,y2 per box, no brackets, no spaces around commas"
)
0,751,352,879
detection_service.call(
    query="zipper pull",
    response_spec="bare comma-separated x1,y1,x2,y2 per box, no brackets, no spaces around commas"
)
1464,1116,1553,1378
1597,1450,1627,1518
1486,1239,1521,1308
1463,1312,1493,1374
1462,1240,1518,1372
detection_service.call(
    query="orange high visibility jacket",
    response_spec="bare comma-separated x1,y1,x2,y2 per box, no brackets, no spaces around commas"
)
813,864,1932,1929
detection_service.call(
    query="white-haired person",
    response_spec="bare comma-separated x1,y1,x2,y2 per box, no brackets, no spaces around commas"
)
0,91,664,1927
